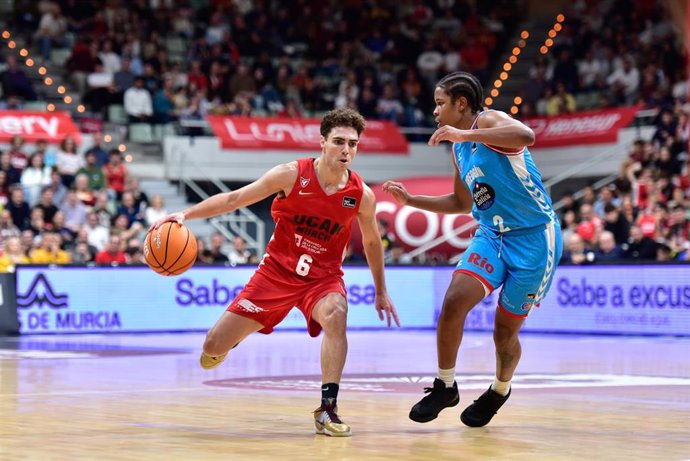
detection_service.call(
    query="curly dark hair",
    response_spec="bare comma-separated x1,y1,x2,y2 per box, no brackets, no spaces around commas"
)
319,107,366,138
437,71,484,113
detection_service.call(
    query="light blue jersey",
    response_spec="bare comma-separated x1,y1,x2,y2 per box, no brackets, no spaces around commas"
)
452,112,562,318
452,132,556,233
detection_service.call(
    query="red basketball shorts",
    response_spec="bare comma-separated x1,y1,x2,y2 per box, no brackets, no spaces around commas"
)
227,263,346,337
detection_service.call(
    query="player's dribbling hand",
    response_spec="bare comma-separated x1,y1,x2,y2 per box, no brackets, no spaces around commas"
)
149,212,186,232
428,126,469,145
375,292,400,327
382,181,410,206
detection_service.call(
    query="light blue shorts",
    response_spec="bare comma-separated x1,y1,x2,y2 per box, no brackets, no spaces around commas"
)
455,222,563,317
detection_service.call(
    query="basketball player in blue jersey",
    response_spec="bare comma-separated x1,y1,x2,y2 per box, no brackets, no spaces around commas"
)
383,71,562,427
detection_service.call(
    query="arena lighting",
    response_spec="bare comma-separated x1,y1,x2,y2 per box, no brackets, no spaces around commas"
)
1,31,9,39
47,104,55,111
25,58,33,67
548,30,557,38
494,79,503,88
77,105,86,113
124,154,133,162
554,23,562,32
7,40,15,48
19,48,27,56
118,144,127,152
512,47,521,55
64,96,72,103
44,77,53,85
485,97,493,105
38,66,47,75
500,72,508,80
104,134,112,142
510,105,519,114
518,39,526,48
520,30,529,39
57,86,66,94
509,55,517,64
514,96,523,105
503,63,512,71
540,46,549,54
490,89,499,97
556,13,565,23
545,38,554,47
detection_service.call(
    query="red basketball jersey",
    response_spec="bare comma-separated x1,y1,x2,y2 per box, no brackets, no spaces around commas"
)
262,157,364,280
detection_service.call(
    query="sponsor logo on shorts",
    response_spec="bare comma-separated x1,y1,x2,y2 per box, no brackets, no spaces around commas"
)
236,298,265,313
467,252,494,273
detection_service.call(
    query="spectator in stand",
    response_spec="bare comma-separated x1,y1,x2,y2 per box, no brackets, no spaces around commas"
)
144,195,166,227
208,231,229,264
113,57,136,104
20,152,52,207
153,77,179,124
34,187,58,225
84,62,115,114
593,185,621,217
60,189,88,232
51,210,76,248
0,236,30,272
29,231,71,264
607,56,640,106
117,192,145,226
84,211,109,251
35,2,67,63
110,213,143,242
0,151,21,186
622,224,658,260
0,56,37,101
195,237,214,264
603,203,630,244
7,135,29,172
376,82,404,122
55,136,83,188
94,235,127,264
103,150,128,201
6,186,31,231
546,82,576,116
594,230,624,261
124,76,153,123
561,233,594,265
28,207,46,237
575,203,601,245
76,151,106,191
126,178,149,212
71,241,94,263
0,170,10,208
46,170,67,207
74,174,96,207
227,235,255,265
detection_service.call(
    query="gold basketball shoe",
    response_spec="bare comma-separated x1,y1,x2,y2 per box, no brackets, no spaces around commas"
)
199,352,227,370
313,401,351,437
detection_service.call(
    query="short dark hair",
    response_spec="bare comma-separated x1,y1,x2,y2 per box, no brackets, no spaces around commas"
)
320,108,366,139
436,72,484,113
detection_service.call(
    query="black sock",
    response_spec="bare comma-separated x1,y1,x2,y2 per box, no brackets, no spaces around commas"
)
321,382,339,405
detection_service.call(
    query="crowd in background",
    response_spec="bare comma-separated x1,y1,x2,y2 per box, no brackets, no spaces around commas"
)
522,0,687,116
0,0,688,266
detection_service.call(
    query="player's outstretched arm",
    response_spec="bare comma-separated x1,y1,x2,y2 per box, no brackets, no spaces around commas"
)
428,110,535,150
149,162,297,230
358,185,400,327
382,162,472,215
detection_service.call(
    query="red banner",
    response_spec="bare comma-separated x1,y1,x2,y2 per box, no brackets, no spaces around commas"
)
207,115,409,154
522,106,639,148
0,110,81,144
351,177,476,257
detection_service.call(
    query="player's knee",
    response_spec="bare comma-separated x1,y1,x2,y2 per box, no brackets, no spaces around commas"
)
318,296,348,334
493,323,519,350
441,286,474,318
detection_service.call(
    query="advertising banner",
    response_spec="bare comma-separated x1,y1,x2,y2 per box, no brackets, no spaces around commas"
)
522,106,639,148
15,266,433,334
0,110,81,144
207,115,409,154
14,264,690,336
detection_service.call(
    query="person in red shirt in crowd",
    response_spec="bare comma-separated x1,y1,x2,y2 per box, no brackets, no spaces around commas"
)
103,150,128,201
150,108,399,437
94,235,127,264
8,135,29,172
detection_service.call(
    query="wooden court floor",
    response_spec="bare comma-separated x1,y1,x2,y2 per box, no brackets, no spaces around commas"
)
1,330,689,461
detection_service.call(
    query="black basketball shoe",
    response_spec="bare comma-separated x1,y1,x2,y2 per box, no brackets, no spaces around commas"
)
460,386,511,427
409,378,459,423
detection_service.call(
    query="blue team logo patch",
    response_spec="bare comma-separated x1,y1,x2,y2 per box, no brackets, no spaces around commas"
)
473,182,495,210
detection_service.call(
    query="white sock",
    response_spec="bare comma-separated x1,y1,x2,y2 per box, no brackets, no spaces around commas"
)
438,367,456,388
492,377,511,396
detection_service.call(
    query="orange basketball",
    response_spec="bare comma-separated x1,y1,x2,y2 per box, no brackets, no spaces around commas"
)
144,222,198,276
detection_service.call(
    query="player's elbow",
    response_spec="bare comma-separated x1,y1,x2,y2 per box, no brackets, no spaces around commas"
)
522,127,536,146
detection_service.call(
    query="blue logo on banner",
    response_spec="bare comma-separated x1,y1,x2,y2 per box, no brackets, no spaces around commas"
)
17,273,69,309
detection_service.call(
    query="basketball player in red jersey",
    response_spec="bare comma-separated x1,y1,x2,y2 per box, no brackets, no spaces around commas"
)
151,108,399,437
